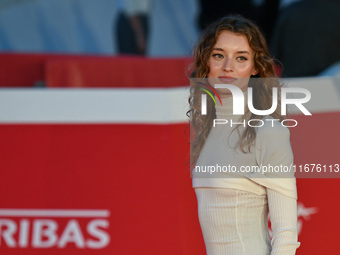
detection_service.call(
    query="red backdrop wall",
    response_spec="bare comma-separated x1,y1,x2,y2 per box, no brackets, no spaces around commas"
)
0,53,339,255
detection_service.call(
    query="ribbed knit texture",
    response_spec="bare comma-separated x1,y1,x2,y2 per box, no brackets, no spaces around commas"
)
195,188,300,255
195,188,271,255
192,92,300,254
267,189,300,254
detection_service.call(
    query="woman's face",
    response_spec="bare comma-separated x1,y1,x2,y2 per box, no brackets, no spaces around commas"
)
207,30,257,98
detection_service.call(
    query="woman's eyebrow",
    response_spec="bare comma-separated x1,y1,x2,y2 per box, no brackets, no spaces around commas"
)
212,47,224,51
237,51,250,54
212,48,250,54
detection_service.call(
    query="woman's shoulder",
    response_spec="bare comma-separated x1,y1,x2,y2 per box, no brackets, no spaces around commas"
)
255,116,290,144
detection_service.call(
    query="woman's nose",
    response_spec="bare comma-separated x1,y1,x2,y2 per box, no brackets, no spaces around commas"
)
223,58,233,72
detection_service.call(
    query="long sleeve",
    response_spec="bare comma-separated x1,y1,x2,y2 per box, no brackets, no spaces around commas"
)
267,189,300,254
251,117,300,253
248,117,298,199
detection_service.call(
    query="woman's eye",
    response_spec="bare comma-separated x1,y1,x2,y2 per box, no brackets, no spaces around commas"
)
237,56,247,61
212,53,223,59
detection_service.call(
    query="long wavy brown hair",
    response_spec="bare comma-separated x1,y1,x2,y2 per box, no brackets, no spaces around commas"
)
187,15,284,169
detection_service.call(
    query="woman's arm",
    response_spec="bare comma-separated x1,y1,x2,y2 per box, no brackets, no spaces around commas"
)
267,188,300,254
252,117,300,254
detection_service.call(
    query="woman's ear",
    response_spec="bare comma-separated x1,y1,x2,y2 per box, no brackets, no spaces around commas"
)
251,68,258,76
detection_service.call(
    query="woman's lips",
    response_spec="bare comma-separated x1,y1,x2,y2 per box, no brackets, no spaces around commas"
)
218,76,237,83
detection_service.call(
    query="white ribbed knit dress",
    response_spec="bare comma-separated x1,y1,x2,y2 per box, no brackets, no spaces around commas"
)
192,94,301,255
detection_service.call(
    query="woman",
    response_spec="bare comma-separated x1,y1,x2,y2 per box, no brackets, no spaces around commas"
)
188,15,300,254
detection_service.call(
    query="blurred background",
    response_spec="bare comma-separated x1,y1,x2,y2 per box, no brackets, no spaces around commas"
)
0,0,339,254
